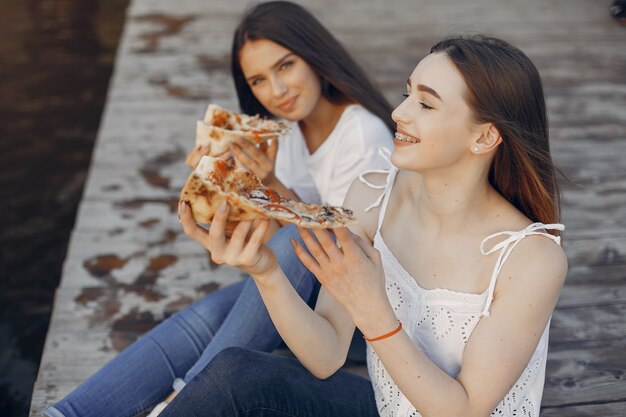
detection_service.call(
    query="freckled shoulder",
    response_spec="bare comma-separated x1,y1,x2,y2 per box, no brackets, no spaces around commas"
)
342,172,389,242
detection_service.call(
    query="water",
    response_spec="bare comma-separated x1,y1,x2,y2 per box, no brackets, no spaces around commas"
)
0,0,128,415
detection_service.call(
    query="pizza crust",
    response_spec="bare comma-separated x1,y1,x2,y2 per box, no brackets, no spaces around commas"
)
195,104,290,157
179,156,356,228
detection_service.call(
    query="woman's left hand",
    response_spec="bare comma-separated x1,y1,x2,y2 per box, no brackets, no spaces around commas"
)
229,138,279,183
291,227,390,327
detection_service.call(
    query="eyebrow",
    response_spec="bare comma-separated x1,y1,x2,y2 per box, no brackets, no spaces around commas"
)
407,78,442,101
246,52,295,82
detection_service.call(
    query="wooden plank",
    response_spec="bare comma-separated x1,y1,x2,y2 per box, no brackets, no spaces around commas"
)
541,402,626,417
30,0,626,415
562,236,626,268
550,303,626,343
560,176,626,233
565,263,626,286
558,281,626,308
543,339,626,407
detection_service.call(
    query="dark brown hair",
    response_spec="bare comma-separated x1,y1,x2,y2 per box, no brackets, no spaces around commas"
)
431,35,560,233
231,1,393,132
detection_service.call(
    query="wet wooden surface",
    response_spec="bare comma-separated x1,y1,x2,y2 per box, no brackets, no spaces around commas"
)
30,0,626,415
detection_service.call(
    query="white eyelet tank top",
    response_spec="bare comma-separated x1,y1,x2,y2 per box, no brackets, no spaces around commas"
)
359,150,564,417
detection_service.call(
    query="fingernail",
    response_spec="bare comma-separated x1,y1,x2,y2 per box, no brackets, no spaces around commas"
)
219,201,228,212
181,201,187,213
290,238,298,248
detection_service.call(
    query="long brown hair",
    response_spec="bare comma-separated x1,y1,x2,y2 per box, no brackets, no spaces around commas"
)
431,35,560,233
231,1,394,132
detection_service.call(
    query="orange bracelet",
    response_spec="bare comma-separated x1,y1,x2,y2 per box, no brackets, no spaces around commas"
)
363,321,403,342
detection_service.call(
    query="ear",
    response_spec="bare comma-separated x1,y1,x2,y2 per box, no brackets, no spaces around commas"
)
471,124,502,154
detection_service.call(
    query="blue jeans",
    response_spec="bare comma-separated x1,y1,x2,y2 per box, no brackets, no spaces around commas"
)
43,225,366,417
160,347,379,417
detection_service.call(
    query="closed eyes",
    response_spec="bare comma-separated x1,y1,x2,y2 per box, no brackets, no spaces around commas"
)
402,93,434,110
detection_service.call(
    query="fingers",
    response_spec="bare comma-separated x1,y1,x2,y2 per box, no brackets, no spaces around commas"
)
224,221,238,238
235,138,264,159
206,201,230,248
229,142,257,172
240,219,270,261
179,201,211,246
311,228,343,260
180,200,271,274
222,220,253,262
331,227,357,256
290,234,324,279
332,227,379,263
220,151,233,161
185,145,210,169
230,139,275,181
268,138,279,160
350,231,381,261
297,228,330,267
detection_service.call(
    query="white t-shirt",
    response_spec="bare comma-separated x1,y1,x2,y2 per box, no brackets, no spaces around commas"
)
274,104,392,206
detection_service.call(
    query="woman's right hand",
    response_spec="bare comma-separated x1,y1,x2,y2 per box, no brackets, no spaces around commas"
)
179,200,279,281
185,144,211,169
229,137,279,183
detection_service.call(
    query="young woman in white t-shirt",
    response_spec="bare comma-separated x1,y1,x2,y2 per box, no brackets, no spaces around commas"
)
171,35,568,417
43,2,392,417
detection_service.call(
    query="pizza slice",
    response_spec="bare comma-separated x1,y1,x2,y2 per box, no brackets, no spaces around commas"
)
196,104,290,157
180,156,356,229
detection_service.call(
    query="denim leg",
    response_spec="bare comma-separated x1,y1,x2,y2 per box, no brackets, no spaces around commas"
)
44,224,365,417
161,347,379,417
183,224,321,381
44,281,246,417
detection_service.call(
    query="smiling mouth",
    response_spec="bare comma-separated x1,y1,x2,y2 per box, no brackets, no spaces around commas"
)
278,96,298,111
395,131,420,143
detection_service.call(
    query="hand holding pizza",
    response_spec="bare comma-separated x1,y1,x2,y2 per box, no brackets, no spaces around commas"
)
291,227,391,328
185,144,235,169
185,144,211,169
229,137,279,183
180,200,279,280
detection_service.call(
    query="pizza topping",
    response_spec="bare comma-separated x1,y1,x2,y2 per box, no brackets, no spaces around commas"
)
196,104,290,157
182,156,356,228
242,189,270,204
208,159,231,183
212,109,232,129
263,188,282,204
263,204,301,220
320,206,336,219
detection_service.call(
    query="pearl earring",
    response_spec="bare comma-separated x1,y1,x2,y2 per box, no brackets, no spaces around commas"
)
473,146,479,152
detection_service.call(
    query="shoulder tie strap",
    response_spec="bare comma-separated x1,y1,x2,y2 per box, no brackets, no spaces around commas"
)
479,222,565,317
358,147,395,212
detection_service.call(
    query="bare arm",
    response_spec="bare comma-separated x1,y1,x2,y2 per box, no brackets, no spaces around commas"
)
254,176,391,376
253,265,356,378
286,171,569,416
178,200,356,378
303,216,567,416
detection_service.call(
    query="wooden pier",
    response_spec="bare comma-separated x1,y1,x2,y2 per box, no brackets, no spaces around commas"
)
29,0,626,415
